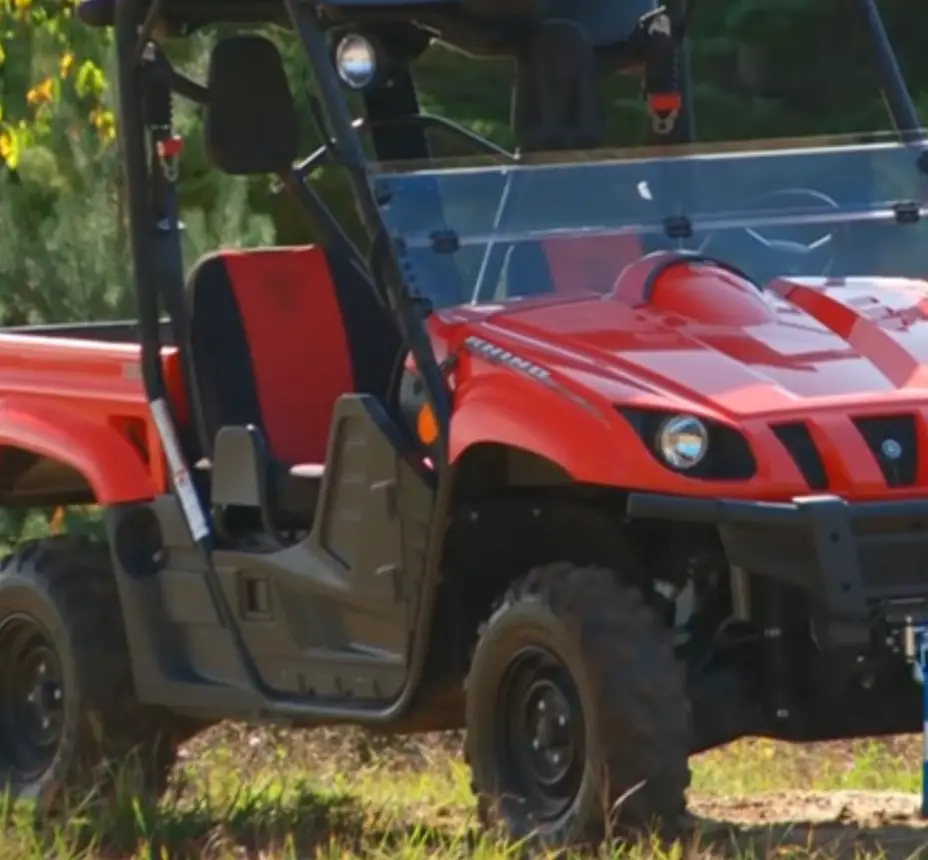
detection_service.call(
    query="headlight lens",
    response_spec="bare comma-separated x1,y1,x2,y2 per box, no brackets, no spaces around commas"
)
657,414,709,470
334,34,377,90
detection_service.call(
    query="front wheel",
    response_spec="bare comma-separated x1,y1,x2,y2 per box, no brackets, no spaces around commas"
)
465,563,691,849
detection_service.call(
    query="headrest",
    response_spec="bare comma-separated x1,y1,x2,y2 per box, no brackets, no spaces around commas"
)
205,35,299,176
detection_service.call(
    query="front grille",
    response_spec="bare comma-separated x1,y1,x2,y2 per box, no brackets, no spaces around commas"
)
720,516,928,601
852,415,918,487
771,422,828,490
855,516,928,594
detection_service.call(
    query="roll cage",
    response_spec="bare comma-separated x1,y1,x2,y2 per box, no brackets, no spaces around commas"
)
93,0,924,545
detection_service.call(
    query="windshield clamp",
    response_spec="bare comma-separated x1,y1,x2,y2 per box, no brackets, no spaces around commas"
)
893,201,921,225
430,229,460,254
663,215,693,240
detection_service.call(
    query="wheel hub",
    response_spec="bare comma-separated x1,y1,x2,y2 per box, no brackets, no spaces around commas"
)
525,681,575,785
0,614,66,781
497,647,585,821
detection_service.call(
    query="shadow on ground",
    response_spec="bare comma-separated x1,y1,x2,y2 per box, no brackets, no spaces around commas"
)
689,791,928,860
50,784,473,860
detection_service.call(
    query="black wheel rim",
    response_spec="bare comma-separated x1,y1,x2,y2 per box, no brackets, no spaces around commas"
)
495,646,585,822
0,613,65,782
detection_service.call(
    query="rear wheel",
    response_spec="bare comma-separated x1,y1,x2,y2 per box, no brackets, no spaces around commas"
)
465,562,691,849
0,536,190,814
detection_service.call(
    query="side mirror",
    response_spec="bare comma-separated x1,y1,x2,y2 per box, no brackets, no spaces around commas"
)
205,35,299,175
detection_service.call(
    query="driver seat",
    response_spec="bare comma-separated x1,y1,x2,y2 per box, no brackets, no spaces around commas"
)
187,244,399,533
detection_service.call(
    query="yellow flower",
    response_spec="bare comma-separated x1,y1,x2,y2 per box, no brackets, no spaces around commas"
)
89,107,116,142
0,131,19,169
26,77,54,106
59,51,74,78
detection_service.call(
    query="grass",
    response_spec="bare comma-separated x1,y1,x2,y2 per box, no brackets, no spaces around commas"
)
1,727,927,859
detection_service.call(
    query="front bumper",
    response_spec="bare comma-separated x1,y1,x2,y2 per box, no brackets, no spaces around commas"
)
627,492,928,650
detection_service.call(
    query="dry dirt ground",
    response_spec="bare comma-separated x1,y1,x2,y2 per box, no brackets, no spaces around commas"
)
689,791,928,859
687,735,928,859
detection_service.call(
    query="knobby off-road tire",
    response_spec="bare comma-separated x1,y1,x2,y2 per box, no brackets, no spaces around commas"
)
465,562,691,849
0,535,190,816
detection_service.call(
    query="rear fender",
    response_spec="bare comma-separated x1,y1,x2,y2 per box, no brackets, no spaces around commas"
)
0,400,155,503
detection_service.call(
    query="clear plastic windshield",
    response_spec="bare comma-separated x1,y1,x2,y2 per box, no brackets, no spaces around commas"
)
370,133,928,309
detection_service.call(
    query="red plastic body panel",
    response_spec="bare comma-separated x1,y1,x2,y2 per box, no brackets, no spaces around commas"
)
434,256,928,503
7,255,928,509
0,334,186,503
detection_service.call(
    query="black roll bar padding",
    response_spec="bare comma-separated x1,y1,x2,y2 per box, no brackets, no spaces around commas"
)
114,0,167,403
283,0,451,453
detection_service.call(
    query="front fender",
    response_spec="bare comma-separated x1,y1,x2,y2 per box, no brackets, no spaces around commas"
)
449,371,627,483
0,399,155,503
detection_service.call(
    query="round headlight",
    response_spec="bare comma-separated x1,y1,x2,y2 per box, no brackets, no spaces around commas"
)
334,34,377,90
657,414,709,470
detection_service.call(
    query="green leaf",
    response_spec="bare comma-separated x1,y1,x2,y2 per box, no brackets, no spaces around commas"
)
74,59,105,98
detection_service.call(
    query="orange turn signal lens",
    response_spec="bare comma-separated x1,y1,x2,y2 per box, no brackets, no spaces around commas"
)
417,403,438,445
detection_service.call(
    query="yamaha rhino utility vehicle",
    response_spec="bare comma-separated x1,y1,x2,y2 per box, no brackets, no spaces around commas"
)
2,0,928,846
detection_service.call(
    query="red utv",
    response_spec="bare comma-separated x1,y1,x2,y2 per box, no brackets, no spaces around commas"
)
0,0,927,849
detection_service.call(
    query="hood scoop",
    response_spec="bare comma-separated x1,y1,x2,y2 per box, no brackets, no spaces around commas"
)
612,252,776,326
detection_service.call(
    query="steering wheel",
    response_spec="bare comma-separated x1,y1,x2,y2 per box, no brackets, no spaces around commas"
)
699,187,848,280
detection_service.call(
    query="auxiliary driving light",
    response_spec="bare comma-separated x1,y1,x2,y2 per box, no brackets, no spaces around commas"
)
657,414,709,470
334,33,378,90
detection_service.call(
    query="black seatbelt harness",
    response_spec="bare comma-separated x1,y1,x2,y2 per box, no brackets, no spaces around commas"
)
140,43,184,240
138,41,212,544
139,41,190,340
633,6,683,136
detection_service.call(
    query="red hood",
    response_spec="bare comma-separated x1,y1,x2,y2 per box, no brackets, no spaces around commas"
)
447,264,928,420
